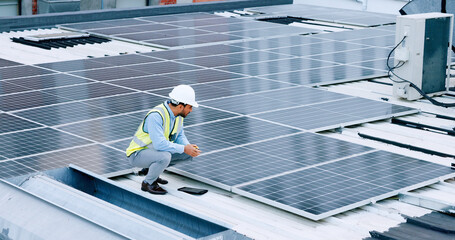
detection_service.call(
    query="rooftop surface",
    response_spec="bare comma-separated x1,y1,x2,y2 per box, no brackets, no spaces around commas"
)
0,1,455,239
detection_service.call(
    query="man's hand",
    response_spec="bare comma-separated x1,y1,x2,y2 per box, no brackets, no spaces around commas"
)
184,144,201,157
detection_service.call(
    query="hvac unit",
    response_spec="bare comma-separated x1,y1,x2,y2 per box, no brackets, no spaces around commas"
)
393,12,453,101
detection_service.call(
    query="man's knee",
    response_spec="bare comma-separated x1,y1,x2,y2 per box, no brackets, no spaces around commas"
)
159,152,172,166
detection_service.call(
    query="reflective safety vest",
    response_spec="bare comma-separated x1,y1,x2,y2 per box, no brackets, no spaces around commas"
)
126,103,183,157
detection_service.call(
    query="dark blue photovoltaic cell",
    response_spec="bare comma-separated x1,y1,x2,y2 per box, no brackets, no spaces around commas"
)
16,144,130,175
0,114,42,133
0,128,92,158
109,75,189,91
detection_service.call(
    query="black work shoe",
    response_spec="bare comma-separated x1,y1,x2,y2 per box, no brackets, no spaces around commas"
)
157,177,168,185
138,168,149,176
141,181,167,195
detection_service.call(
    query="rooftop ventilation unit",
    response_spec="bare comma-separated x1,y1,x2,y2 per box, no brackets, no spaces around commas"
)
392,12,453,100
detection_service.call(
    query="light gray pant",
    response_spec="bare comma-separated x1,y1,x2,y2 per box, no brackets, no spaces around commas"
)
128,148,192,184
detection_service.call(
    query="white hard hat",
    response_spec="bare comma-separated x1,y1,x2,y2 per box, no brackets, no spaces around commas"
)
169,84,199,107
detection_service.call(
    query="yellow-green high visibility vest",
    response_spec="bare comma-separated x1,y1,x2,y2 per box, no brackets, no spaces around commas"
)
126,103,183,157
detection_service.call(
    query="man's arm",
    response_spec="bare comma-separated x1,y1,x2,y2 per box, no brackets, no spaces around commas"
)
145,113,185,154
174,129,190,146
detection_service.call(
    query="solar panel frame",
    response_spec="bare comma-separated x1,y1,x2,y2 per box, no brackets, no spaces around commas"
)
233,151,455,220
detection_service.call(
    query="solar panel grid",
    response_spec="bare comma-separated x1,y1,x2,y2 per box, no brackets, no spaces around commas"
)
0,65,55,80
71,66,147,81
236,150,455,219
15,144,130,175
0,113,42,133
0,81,31,94
259,64,386,86
57,112,145,143
42,82,134,101
149,77,295,101
0,160,37,179
13,101,118,126
253,97,416,131
159,69,246,84
4,74,94,90
0,128,92,159
0,58,22,67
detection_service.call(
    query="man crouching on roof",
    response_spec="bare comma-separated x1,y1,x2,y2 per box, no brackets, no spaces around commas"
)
126,85,201,195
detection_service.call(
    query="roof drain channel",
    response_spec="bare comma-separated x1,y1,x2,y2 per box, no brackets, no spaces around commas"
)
6,165,251,240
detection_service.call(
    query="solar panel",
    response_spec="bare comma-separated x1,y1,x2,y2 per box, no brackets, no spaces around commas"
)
308,47,392,64
0,160,37,179
0,91,71,111
5,74,94,90
150,77,295,101
184,117,300,153
259,65,387,86
235,151,455,220
37,59,111,72
171,132,376,188
200,86,351,115
0,58,22,67
0,81,30,94
57,112,143,143
346,35,396,48
0,65,54,80
14,101,117,126
0,113,42,133
253,97,417,131
215,58,336,76
90,54,162,66
0,128,91,159
42,82,133,101
15,144,130,175
159,69,246,84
